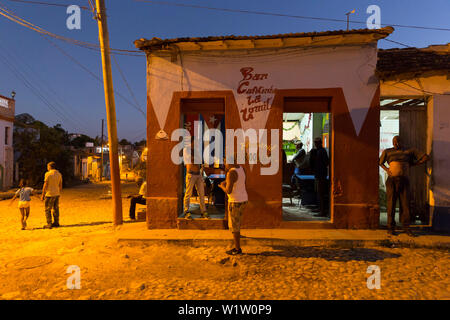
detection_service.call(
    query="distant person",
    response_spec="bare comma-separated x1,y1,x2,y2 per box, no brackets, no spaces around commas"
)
291,142,306,186
309,137,329,217
129,178,147,220
183,142,208,219
41,162,63,229
219,157,248,255
9,179,36,230
379,135,429,236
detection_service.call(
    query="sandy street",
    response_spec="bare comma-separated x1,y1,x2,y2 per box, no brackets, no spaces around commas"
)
0,182,448,300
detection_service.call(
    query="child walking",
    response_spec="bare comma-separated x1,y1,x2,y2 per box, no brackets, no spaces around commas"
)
10,179,35,230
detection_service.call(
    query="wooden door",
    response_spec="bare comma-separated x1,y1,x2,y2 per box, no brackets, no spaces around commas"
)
399,107,428,224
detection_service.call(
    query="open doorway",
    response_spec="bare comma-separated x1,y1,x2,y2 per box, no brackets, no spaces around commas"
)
282,110,331,221
379,98,429,226
179,99,226,220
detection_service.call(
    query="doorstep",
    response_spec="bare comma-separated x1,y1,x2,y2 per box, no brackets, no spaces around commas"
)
115,222,450,249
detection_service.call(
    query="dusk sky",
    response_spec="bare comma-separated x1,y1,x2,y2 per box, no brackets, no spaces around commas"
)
0,0,449,142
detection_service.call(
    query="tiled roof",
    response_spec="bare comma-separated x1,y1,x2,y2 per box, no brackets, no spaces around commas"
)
135,27,394,50
377,45,450,80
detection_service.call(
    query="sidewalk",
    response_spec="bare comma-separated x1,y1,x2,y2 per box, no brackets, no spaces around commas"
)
115,222,450,249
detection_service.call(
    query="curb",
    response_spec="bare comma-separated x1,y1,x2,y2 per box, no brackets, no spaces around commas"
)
117,237,450,250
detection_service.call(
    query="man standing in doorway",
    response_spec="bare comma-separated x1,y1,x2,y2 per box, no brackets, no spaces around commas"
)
219,157,248,255
183,142,208,219
379,135,429,236
309,137,329,217
41,161,63,229
291,142,306,186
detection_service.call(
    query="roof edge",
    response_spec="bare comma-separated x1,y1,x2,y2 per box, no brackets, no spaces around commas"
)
134,26,394,51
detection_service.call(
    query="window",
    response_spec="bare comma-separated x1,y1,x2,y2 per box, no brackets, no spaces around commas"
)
5,127,10,145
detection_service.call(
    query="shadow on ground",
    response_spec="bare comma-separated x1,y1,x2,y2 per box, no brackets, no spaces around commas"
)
30,221,111,230
245,246,401,262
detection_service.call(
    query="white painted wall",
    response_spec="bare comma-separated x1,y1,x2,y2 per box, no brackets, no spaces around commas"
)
0,118,13,188
148,44,379,137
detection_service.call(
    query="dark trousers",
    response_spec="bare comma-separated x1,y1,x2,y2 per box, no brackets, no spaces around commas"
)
315,178,329,217
44,196,60,225
386,176,410,230
129,195,146,219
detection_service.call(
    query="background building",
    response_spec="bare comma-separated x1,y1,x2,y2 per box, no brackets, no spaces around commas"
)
0,93,14,190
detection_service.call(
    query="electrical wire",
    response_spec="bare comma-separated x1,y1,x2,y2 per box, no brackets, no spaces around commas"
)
0,43,92,132
0,3,144,56
112,54,145,114
7,0,89,10
0,51,88,132
135,0,450,32
43,36,146,116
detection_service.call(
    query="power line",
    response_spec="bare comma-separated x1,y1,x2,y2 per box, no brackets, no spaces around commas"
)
135,0,450,32
0,3,144,56
112,54,145,114
7,0,89,10
44,35,146,116
382,38,413,48
0,50,87,132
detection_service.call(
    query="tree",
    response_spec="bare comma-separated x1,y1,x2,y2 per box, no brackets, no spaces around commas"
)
70,134,96,149
14,114,75,187
119,138,131,145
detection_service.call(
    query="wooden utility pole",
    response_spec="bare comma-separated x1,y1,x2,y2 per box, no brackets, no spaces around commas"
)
95,0,122,225
100,118,104,181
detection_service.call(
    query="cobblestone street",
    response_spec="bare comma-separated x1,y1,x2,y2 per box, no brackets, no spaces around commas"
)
0,183,448,300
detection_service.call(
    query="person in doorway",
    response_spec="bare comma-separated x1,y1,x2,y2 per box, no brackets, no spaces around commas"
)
128,177,147,220
291,142,306,186
379,135,429,236
183,142,208,219
219,157,248,255
41,162,63,229
309,137,329,217
9,179,36,230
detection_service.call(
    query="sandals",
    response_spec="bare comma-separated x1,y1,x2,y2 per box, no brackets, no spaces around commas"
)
226,248,242,255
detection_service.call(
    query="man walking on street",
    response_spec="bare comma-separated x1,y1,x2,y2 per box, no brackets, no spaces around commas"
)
41,162,63,229
219,156,248,255
379,135,429,237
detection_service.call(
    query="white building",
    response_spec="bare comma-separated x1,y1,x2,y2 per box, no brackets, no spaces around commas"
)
0,94,14,190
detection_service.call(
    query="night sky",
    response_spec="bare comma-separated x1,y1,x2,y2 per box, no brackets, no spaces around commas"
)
0,0,449,141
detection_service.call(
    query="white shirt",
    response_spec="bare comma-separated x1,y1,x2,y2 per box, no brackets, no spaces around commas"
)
228,166,248,203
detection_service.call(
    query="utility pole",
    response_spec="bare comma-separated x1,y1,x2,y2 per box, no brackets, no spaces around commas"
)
95,0,122,225
345,9,355,31
100,118,104,181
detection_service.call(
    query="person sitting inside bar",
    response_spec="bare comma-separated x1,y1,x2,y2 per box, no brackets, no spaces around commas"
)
379,135,429,236
128,177,146,220
183,142,209,219
291,142,306,187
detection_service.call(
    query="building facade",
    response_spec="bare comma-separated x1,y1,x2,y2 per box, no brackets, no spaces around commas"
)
378,44,450,232
136,27,394,230
0,94,14,190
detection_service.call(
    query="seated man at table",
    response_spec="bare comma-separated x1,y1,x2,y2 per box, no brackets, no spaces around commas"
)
128,177,147,220
183,142,209,219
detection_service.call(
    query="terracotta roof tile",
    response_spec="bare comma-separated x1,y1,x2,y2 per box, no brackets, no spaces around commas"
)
377,46,450,80
135,27,394,50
